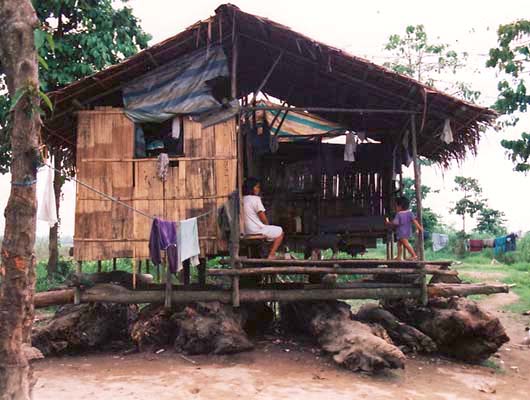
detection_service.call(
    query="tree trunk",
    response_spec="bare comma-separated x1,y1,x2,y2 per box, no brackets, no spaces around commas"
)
0,1,41,398
46,150,63,278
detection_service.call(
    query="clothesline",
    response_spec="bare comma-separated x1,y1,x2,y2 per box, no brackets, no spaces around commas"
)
42,163,212,221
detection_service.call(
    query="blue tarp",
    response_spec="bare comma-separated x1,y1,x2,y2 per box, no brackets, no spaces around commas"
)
123,45,229,123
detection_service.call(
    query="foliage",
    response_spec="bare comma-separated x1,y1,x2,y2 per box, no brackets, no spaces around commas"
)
0,0,151,172
450,176,486,232
384,24,480,102
475,207,507,236
487,20,530,172
400,177,440,233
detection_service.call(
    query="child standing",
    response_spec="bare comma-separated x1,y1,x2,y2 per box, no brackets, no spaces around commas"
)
386,196,423,260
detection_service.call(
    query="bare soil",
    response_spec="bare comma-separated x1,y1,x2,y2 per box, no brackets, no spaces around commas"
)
34,280,530,399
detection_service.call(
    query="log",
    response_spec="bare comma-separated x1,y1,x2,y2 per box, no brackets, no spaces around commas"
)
65,271,153,289
209,266,423,275
383,297,510,363
428,283,508,297
34,284,422,308
281,301,405,373
32,303,137,356
355,303,437,354
33,283,510,308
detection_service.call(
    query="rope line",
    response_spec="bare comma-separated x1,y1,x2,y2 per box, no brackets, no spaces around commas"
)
43,163,212,221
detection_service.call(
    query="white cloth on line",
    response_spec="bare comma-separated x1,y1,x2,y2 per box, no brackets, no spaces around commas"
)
344,132,356,162
442,119,454,144
432,233,449,252
171,116,181,139
178,217,200,267
38,160,58,227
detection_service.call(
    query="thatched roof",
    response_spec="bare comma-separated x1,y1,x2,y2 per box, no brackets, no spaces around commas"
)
43,3,496,166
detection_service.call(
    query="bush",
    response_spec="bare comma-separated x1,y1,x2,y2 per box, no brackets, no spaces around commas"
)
517,232,530,264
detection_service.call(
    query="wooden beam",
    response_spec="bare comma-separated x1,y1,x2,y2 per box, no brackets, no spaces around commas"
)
410,115,425,262
219,258,452,267
251,50,284,102
242,106,420,115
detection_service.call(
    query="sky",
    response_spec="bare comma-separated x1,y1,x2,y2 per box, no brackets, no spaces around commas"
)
0,0,529,237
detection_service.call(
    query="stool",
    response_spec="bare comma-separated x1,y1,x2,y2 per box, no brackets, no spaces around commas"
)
240,234,268,258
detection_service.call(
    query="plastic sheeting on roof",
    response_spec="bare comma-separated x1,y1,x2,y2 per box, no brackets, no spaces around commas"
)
255,101,345,139
123,45,229,123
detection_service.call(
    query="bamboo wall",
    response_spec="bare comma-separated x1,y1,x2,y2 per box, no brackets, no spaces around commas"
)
73,107,237,261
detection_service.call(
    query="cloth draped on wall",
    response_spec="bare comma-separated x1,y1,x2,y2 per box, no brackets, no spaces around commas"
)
38,159,58,227
123,45,229,123
432,233,449,252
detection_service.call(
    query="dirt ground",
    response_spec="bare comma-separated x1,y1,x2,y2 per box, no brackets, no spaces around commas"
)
33,276,530,400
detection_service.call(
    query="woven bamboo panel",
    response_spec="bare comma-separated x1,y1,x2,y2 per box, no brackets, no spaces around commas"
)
74,109,236,261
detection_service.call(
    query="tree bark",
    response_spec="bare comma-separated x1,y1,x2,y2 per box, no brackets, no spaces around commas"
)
0,1,41,398
46,150,63,278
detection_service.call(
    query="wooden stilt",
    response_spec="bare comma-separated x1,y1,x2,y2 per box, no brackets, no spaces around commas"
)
112,257,117,271
183,260,190,285
198,258,207,287
97,260,102,273
420,263,428,305
138,259,143,274
146,259,151,274
232,276,240,307
164,255,172,309
76,260,83,274
75,260,82,305
156,263,161,283
410,115,425,261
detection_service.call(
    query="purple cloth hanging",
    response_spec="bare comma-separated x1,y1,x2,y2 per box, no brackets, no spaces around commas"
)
149,218,179,273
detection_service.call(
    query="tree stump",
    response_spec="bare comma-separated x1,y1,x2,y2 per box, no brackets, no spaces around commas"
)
355,303,437,354
383,297,509,363
129,302,254,355
32,303,136,356
281,301,405,373
172,302,254,355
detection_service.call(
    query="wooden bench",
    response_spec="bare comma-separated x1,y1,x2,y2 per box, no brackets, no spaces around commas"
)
240,234,268,258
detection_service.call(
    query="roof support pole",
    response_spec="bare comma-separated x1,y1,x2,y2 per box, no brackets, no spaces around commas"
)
410,115,427,305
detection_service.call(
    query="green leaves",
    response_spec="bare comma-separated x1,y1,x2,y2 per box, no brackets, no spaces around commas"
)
9,87,29,112
487,20,530,173
383,24,477,102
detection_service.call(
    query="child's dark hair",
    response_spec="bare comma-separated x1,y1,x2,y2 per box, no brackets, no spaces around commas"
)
395,196,410,210
243,177,260,195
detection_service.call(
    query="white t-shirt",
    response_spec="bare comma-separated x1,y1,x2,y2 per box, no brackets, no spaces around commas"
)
243,195,266,235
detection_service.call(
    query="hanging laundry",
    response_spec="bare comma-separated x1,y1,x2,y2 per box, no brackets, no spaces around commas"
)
442,119,454,144
344,132,356,162
149,218,179,273
171,116,182,139
506,233,517,252
38,162,58,227
157,153,169,181
401,129,413,167
432,233,449,252
483,238,495,248
469,239,484,252
178,217,200,267
494,236,506,256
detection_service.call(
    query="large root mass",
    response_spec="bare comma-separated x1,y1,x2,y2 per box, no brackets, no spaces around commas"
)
130,301,254,355
355,303,437,354
281,301,405,373
32,303,136,356
384,297,509,362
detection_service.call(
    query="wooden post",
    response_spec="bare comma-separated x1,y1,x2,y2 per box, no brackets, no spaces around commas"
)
182,260,190,285
75,260,82,305
232,276,240,307
156,263,161,283
76,260,83,274
164,256,172,309
230,11,238,100
198,258,207,287
146,259,151,274
97,260,102,273
420,263,428,306
410,115,424,261
112,257,117,271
